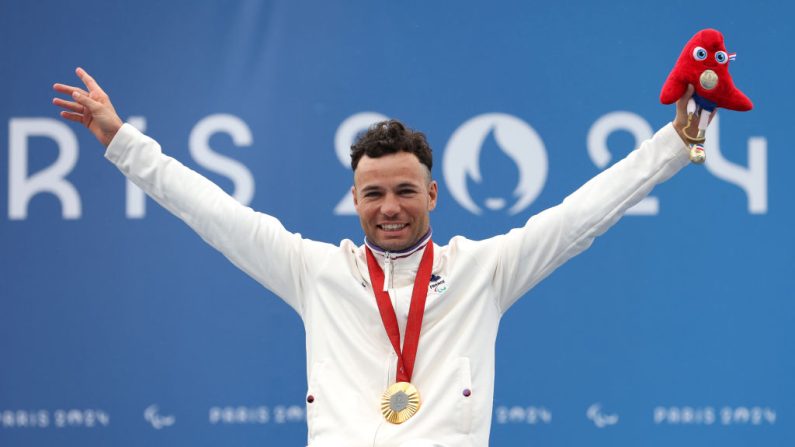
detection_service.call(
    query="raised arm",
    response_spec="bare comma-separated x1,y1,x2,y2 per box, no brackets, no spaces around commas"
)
490,85,713,312
52,68,326,315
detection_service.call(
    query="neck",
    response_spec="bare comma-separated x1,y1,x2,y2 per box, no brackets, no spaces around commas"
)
365,228,432,258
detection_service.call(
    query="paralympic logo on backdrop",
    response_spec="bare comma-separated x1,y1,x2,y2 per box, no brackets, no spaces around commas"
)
144,404,175,430
587,403,619,428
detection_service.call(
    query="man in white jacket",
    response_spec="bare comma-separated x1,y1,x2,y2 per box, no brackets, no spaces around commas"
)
53,67,706,447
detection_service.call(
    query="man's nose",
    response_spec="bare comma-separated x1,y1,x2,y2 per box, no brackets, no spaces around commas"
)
380,193,401,217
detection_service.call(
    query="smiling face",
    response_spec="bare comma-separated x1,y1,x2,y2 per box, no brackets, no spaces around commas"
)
353,151,438,252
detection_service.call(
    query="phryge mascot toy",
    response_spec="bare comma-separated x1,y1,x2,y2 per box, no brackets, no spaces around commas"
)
660,28,753,163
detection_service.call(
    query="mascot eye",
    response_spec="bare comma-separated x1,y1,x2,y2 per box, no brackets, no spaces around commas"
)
692,47,708,61
715,51,728,64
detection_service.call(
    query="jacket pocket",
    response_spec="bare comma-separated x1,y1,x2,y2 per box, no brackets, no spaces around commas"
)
455,357,473,434
306,361,326,441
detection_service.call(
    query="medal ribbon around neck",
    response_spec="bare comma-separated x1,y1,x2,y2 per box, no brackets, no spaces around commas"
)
365,240,434,384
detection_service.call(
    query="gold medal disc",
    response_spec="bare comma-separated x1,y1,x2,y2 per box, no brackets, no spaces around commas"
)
381,382,421,424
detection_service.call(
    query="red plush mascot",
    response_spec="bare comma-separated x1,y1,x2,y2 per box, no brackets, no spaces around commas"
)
660,28,753,163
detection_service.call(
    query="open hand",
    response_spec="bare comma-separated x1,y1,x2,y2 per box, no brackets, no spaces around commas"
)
53,67,123,147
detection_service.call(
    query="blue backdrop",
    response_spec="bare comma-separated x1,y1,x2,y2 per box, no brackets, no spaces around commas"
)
1,1,791,446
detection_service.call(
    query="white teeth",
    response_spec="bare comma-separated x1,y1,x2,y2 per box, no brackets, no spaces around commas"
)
380,224,406,231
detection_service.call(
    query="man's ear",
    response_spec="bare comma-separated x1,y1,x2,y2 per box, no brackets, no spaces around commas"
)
351,186,359,208
427,181,438,211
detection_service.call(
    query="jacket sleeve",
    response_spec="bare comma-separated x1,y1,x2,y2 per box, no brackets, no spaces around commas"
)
104,123,320,316
491,123,690,313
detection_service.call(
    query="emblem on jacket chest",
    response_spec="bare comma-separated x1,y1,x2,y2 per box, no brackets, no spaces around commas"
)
429,274,448,294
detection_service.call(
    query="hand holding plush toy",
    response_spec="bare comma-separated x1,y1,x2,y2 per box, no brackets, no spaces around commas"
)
660,28,753,163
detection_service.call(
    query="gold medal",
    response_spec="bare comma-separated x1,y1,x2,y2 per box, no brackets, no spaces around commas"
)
380,382,421,424
366,241,433,425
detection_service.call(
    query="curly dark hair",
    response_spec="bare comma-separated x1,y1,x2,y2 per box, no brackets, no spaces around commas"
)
350,119,433,175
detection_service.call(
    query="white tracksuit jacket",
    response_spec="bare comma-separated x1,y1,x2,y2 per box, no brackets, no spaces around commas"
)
106,122,689,447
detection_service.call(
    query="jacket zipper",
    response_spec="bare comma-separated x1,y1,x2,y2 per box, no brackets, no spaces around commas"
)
383,251,393,292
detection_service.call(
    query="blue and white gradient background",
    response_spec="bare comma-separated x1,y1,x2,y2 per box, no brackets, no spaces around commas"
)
1,1,791,445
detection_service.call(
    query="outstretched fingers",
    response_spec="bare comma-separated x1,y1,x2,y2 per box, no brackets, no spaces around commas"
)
71,90,102,113
53,82,88,97
53,67,123,147
52,97,85,114
59,111,86,123
76,67,105,95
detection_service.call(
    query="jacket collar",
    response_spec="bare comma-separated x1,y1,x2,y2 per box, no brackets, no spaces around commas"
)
364,228,432,259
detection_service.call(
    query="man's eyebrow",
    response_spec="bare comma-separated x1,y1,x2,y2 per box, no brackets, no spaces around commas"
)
360,182,421,193
396,182,420,188
360,185,384,193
